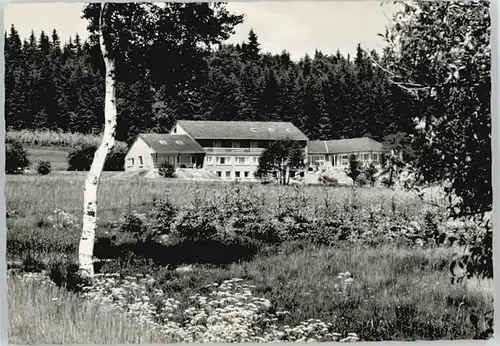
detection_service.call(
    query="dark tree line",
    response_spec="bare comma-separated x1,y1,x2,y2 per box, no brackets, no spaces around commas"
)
5,3,420,145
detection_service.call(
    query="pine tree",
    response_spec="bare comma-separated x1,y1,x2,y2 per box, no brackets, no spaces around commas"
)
242,29,260,61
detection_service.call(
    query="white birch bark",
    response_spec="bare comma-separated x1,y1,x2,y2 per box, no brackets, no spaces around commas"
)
78,3,117,277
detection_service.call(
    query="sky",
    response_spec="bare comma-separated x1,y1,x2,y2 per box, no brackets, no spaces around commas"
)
4,1,398,60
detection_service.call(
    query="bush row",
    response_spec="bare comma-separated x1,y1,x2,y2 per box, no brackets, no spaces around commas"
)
6,130,128,150
5,137,128,173
92,185,465,268
67,143,127,171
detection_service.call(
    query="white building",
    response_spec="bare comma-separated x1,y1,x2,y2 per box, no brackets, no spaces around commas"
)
124,134,206,171
170,120,308,180
124,120,309,180
307,137,387,170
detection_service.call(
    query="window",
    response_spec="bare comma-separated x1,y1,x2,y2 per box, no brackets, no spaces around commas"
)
217,171,222,177
363,154,370,161
372,153,379,162
206,157,212,164
232,141,240,148
225,171,231,178
240,140,251,148
191,156,197,164
252,157,259,164
221,140,232,148
218,156,232,164
173,128,177,133
341,155,349,165
244,171,249,178
138,156,143,166
127,158,134,167
235,171,240,178
311,155,325,163
214,141,222,147
237,157,246,164
250,141,259,148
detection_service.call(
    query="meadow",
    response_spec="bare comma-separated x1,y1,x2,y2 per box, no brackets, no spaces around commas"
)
6,173,494,343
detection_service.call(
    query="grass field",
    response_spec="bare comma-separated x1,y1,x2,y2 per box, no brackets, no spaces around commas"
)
26,147,70,171
6,173,493,343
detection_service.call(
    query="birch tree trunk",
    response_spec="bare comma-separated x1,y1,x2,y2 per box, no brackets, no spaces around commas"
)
78,3,117,277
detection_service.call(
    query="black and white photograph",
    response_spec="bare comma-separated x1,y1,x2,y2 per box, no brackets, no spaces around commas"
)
4,0,494,343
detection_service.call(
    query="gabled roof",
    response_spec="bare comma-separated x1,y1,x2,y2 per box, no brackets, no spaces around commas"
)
176,120,308,141
308,137,386,154
138,134,205,154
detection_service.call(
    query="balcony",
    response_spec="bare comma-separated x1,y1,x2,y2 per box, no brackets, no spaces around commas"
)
204,147,263,154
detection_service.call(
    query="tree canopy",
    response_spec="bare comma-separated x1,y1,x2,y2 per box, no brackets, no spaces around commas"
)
255,140,305,185
5,6,419,145
380,0,491,280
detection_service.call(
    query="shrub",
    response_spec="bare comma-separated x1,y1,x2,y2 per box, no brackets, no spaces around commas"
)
104,146,127,171
149,197,178,237
364,162,378,186
356,173,368,187
319,174,339,186
5,139,29,174
171,205,220,242
37,161,51,175
118,211,147,235
158,162,176,178
345,154,362,184
67,144,95,171
48,259,92,293
67,144,127,171
240,218,285,244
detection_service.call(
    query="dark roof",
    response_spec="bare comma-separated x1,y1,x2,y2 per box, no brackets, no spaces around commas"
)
138,134,205,154
176,120,308,141
307,138,386,154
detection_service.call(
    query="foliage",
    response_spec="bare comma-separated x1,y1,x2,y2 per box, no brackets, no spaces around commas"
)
255,140,305,185
149,197,178,237
158,162,176,178
37,161,51,175
381,1,492,338
67,144,95,171
5,19,419,142
345,154,362,184
6,130,128,150
67,144,126,171
364,162,378,187
5,138,30,174
318,174,339,186
380,150,405,188
383,132,416,162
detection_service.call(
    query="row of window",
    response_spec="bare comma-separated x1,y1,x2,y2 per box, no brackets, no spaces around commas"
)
216,171,254,178
197,140,270,149
127,156,144,167
206,156,259,165
309,153,381,166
